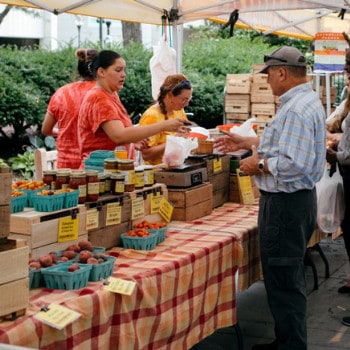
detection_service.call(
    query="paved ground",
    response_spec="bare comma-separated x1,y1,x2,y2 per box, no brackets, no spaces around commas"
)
191,235,350,350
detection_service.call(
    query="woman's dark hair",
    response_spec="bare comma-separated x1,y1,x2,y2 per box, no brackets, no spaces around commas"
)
75,48,99,81
91,50,122,78
158,74,192,115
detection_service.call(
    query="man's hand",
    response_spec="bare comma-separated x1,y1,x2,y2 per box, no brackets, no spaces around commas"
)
326,147,337,165
239,145,260,175
213,131,245,153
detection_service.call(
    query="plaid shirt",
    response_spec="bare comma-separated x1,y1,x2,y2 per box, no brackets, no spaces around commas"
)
255,82,326,193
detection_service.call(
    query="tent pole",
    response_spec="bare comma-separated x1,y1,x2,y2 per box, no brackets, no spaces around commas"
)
172,22,183,73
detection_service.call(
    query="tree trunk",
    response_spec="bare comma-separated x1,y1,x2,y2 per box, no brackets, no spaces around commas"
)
122,21,142,45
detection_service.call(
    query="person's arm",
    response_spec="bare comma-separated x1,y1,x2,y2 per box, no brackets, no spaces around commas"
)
141,143,165,161
213,130,259,153
101,118,186,144
41,112,58,136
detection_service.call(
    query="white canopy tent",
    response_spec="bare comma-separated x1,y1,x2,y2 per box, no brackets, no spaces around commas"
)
2,0,350,70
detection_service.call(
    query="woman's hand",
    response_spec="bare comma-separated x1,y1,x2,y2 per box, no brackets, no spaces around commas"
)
162,118,186,132
134,139,149,151
326,147,337,165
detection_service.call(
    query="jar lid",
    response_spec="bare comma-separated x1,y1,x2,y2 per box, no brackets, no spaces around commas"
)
117,159,134,164
98,173,106,180
110,173,125,179
56,169,71,176
86,170,99,176
43,170,57,175
143,165,153,170
135,166,144,172
70,170,86,177
104,158,119,163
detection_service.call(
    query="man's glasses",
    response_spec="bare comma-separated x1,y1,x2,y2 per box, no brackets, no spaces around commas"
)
263,55,287,63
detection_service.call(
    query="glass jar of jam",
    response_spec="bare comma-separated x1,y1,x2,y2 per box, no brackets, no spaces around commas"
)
86,170,99,202
55,169,71,190
105,174,112,194
134,166,144,190
110,173,125,195
143,165,154,187
98,173,106,195
42,170,57,190
104,158,119,173
69,171,87,204
117,160,135,192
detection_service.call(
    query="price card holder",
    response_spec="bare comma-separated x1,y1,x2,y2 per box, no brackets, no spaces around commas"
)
104,277,136,295
34,304,81,330
213,157,222,173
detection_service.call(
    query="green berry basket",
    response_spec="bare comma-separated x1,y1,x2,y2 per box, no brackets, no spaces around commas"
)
41,262,92,290
89,256,116,282
63,190,80,208
121,232,158,250
29,268,46,289
32,192,65,212
148,226,168,244
11,193,28,213
23,186,49,207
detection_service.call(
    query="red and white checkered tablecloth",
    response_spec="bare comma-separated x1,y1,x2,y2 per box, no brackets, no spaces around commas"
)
0,229,239,350
169,202,262,292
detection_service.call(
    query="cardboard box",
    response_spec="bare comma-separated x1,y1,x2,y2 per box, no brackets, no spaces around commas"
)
168,183,213,221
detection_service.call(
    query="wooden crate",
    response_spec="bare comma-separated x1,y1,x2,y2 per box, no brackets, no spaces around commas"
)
253,115,275,123
225,104,251,114
10,205,87,259
250,83,274,103
226,74,251,94
88,221,131,249
0,278,29,319
225,93,250,104
0,204,10,239
226,113,250,122
251,103,275,116
187,155,230,209
252,74,268,83
229,174,259,203
0,238,29,319
168,183,213,221
0,170,12,206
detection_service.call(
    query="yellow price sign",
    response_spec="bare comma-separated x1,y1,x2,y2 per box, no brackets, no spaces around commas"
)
106,202,121,226
131,197,145,220
85,208,99,231
150,191,162,213
213,158,222,173
58,217,79,242
158,197,173,223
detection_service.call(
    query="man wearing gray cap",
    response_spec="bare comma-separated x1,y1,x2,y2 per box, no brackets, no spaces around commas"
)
214,46,326,349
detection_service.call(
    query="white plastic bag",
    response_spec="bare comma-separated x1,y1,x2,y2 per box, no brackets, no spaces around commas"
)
150,36,177,100
316,164,345,233
229,118,257,137
162,135,198,167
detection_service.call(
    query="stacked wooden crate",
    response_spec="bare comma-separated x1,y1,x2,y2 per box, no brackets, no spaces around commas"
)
250,73,276,136
0,166,29,320
225,74,251,123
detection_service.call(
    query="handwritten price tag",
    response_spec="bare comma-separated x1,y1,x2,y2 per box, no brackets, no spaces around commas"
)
34,304,81,330
103,277,136,295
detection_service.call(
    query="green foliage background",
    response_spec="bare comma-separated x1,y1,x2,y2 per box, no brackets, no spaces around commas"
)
0,26,311,161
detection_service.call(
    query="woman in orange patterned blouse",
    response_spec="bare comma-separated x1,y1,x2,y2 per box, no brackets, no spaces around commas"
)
77,50,186,167
42,48,98,169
